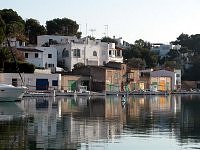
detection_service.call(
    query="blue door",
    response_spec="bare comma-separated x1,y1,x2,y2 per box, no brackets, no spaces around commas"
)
36,79,49,90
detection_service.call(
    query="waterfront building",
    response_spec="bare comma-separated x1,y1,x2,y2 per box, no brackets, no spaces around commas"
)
150,69,181,91
61,75,90,92
72,62,127,92
126,68,140,91
139,69,153,90
135,69,181,92
0,73,61,91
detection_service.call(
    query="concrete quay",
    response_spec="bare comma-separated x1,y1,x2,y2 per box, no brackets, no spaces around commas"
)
24,90,200,98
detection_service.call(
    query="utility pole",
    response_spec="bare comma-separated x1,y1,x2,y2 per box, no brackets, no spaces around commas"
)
78,24,81,32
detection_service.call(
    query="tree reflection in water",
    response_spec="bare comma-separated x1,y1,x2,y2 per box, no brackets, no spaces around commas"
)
1,95,200,149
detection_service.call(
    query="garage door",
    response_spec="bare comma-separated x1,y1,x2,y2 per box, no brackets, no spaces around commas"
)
36,79,49,90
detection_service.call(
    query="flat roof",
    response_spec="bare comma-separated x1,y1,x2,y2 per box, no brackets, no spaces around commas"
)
17,48,43,52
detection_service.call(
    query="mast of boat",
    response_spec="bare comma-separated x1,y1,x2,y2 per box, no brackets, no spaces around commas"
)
6,38,25,86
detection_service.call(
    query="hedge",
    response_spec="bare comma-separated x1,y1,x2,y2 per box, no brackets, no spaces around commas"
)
4,62,35,73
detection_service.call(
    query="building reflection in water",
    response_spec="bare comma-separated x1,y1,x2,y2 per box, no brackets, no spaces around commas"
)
180,95,200,144
0,102,27,149
59,96,124,149
21,95,182,149
125,95,181,135
3,94,200,149
21,97,58,149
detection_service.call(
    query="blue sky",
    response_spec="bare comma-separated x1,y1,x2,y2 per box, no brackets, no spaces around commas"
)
1,0,200,44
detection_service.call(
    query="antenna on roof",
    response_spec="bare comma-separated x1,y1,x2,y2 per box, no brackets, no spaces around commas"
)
104,25,108,37
89,29,96,37
102,32,106,37
86,23,87,37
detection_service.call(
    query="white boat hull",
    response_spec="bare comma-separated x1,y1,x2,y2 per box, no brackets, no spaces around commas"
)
0,84,26,101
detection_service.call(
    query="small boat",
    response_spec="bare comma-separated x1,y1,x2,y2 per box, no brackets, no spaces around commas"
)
0,84,27,101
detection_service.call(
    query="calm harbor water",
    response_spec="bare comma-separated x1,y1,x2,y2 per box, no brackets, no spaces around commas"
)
0,94,200,149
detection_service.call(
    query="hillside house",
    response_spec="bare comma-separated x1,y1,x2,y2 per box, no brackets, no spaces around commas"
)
17,47,57,69
37,35,123,71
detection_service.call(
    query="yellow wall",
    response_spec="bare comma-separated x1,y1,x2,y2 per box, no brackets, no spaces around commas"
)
150,77,171,91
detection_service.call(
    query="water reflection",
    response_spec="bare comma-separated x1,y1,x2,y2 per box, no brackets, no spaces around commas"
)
1,95,200,149
180,95,200,144
0,102,26,149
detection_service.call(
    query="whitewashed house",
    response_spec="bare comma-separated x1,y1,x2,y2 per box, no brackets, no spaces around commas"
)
37,35,78,46
113,36,131,49
151,43,172,58
1,37,26,47
0,73,61,91
60,38,123,70
37,35,123,71
18,46,57,69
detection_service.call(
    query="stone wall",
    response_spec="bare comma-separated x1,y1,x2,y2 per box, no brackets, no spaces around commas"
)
181,81,199,90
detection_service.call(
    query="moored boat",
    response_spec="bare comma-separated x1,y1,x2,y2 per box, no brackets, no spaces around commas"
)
0,84,27,101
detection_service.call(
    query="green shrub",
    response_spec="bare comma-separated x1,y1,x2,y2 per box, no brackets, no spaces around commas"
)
4,61,35,73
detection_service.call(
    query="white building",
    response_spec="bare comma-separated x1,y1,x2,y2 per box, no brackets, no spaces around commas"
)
18,46,57,69
174,69,181,89
37,35,123,71
0,73,61,91
151,43,172,57
113,36,131,49
1,37,26,47
37,35,78,46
